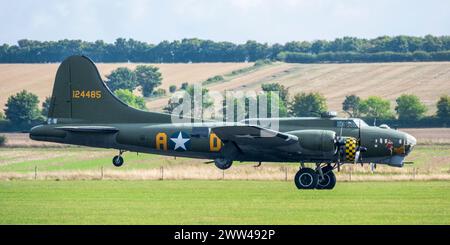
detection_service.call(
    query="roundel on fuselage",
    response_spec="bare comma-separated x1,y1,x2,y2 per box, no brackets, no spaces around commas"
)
169,131,191,151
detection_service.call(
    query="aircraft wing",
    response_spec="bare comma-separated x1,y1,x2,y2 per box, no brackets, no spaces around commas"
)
55,126,119,133
212,125,299,152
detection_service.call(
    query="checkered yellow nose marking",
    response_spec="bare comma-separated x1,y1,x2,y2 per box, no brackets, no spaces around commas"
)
345,138,357,162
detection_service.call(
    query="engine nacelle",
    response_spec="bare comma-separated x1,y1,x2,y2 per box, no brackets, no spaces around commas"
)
288,130,337,159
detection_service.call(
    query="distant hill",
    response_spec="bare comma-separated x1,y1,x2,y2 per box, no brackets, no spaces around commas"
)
0,62,252,112
1,62,449,115
146,62,450,115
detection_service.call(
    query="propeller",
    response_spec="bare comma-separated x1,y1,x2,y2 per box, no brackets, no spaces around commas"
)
354,119,367,165
335,130,344,172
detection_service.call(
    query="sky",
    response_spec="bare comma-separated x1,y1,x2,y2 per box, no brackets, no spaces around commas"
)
1,0,450,45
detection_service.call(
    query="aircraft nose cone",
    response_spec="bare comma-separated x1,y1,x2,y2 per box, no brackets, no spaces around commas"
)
404,132,417,155
406,133,417,146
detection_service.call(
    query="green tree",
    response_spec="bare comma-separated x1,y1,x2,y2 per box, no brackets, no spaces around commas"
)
0,135,6,146
437,95,450,120
114,89,147,110
163,85,213,119
266,92,288,117
359,96,394,119
135,65,162,97
169,85,177,93
289,92,328,117
3,35,450,64
395,94,427,120
41,96,51,118
153,88,166,97
180,82,189,90
260,83,289,117
5,90,41,125
342,95,361,117
106,67,137,92
0,110,4,120
261,83,289,104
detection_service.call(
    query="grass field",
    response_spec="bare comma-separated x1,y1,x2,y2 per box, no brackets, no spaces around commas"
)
0,180,449,224
0,147,449,183
1,134,449,225
1,131,450,181
1,62,449,113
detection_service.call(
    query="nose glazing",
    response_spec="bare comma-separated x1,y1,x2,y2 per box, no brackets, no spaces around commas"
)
404,133,417,155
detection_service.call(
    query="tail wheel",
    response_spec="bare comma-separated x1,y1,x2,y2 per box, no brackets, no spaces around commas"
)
294,168,319,189
316,166,336,190
112,155,124,167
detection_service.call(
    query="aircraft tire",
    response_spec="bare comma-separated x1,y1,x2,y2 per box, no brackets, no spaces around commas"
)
316,166,336,190
112,155,124,167
214,158,233,170
294,168,319,189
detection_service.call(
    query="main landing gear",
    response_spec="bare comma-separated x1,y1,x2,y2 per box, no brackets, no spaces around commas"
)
112,150,125,167
294,163,336,190
214,158,233,170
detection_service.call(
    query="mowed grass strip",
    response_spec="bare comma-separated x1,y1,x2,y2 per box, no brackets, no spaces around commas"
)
1,145,449,174
0,148,173,172
0,180,449,224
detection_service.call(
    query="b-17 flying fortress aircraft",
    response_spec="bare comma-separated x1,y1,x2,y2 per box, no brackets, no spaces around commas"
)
30,56,416,190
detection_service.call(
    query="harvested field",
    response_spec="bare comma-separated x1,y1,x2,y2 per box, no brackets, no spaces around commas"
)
1,62,449,114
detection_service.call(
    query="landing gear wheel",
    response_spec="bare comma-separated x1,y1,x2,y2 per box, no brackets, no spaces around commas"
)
316,166,336,190
294,168,319,189
214,158,233,170
112,155,124,167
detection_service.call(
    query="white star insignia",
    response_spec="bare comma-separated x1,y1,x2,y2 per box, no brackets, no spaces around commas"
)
170,132,190,151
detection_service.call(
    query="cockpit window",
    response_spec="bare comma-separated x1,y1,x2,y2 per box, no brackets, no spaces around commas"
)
353,119,368,127
336,120,358,128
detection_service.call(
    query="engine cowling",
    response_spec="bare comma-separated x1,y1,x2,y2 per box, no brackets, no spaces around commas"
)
288,130,337,159
336,137,358,162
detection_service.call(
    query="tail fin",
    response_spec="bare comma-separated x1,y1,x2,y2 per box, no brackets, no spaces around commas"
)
48,55,172,124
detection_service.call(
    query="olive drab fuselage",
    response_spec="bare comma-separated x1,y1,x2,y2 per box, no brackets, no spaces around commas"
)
31,117,415,166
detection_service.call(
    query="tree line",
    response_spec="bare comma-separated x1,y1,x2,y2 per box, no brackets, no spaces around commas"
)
1,35,450,63
161,82,449,127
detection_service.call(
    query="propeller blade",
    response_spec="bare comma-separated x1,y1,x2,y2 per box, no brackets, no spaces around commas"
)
358,119,361,142
354,150,360,164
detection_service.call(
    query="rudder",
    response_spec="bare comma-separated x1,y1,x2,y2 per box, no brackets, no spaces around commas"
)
48,55,172,124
